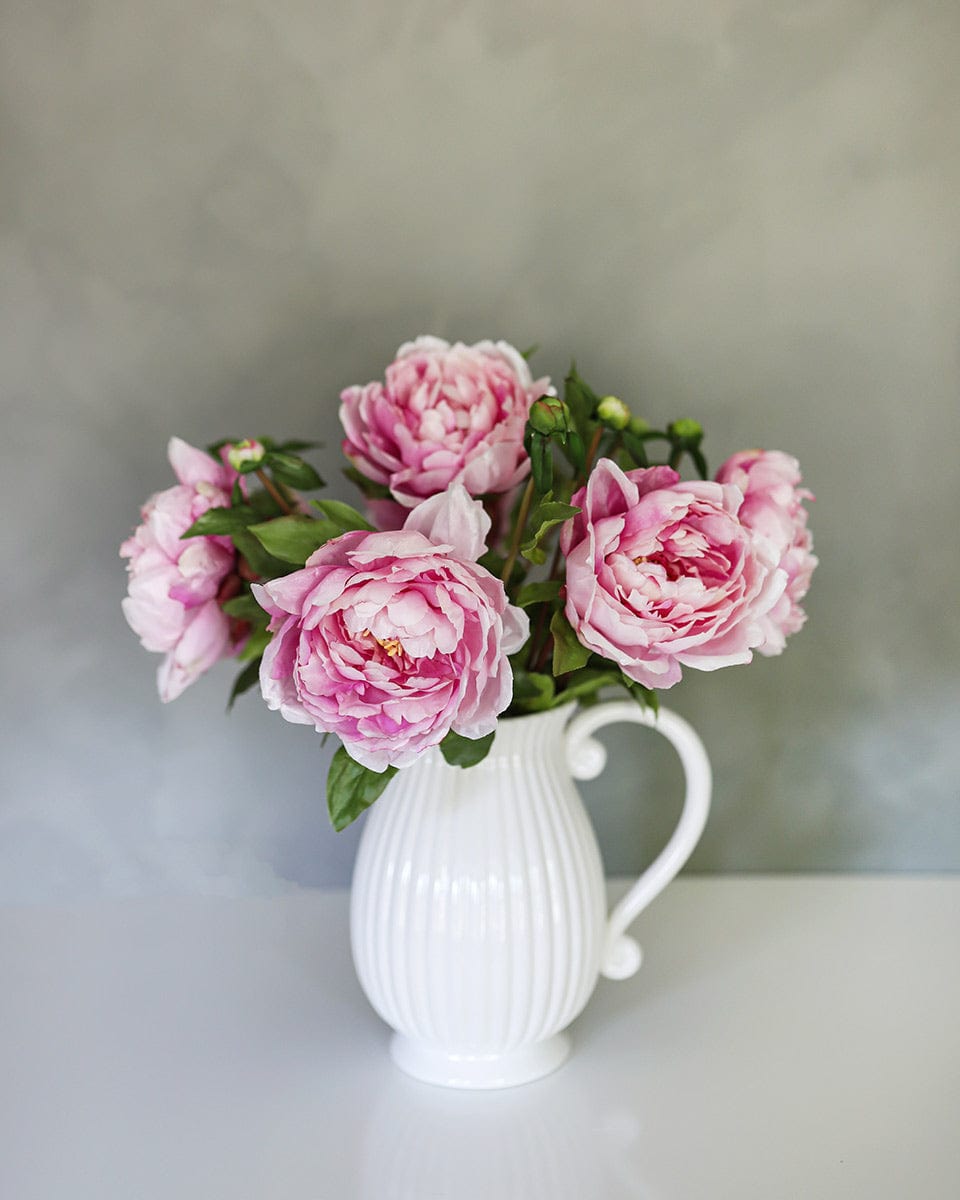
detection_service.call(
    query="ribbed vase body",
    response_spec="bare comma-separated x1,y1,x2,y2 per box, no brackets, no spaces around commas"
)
349,704,606,1086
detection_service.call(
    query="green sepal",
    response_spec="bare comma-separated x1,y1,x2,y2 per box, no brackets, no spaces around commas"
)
550,608,591,675
520,343,539,361
226,658,262,711
309,498,375,532
520,497,580,565
247,516,339,565
263,451,325,491
439,728,496,768
327,746,398,832
514,579,562,608
510,670,556,713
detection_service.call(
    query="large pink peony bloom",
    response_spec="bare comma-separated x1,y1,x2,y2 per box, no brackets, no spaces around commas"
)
340,336,551,506
560,459,787,690
120,438,241,701
253,487,529,771
714,449,817,655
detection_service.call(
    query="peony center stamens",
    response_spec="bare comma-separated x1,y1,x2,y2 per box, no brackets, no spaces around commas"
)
361,629,406,659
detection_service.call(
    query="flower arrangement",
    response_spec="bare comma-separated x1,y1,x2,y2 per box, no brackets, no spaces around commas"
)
121,336,816,829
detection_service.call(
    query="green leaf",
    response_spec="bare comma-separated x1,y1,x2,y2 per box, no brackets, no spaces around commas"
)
563,365,600,443
236,625,271,662
550,609,591,675
558,427,586,474
226,658,262,710
309,498,375,531
221,593,264,620
520,498,580,564
622,676,660,714
181,505,259,538
275,439,321,453
520,343,539,361
327,747,398,832
439,728,496,768
554,668,621,707
515,579,562,608
264,451,325,491
621,428,649,468
248,516,339,565
343,465,392,500
231,528,295,581
510,670,555,713
246,488,284,519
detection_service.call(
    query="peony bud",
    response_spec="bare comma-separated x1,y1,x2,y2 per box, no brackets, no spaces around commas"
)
528,394,572,437
227,438,266,471
668,418,703,443
596,395,631,431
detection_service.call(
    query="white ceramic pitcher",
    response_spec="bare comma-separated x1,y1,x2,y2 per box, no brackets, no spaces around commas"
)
350,700,711,1088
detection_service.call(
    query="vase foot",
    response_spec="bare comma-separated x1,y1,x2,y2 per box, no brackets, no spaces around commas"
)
389,1032,571,1090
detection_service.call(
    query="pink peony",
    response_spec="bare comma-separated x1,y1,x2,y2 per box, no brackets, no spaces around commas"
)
340,336,551,507
252,487,529,772
714,449,817,655
560,459,787,690
121,438,242,701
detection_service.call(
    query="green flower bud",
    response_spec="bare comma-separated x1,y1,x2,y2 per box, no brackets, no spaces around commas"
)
227,438,266,471
628,416,651,436
528,394,572,437
668,418,703,443
596,395,631,431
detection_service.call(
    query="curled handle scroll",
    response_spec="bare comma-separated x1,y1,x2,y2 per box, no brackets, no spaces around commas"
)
565,701,712,981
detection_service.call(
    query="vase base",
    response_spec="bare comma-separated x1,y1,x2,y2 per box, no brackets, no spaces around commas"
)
389,1032,571,1090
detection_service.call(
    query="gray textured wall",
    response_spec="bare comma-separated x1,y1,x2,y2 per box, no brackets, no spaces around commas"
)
2,0,958,902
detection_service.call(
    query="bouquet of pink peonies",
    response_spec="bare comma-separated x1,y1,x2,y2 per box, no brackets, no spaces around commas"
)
121,337,816,829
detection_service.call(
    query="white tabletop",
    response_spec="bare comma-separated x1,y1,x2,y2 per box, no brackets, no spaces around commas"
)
2,876,958,1199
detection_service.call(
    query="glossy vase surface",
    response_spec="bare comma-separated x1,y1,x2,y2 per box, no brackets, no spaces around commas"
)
349,700,711,1088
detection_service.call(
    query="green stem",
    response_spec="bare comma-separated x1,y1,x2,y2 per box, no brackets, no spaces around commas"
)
582,424,604,481
256,468,296,516
500,477,536,586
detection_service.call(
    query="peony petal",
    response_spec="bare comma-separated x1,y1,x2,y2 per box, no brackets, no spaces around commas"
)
167,437,228,489
401,485,491,562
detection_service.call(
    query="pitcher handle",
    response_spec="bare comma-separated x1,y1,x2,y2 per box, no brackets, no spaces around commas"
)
565,700,712,981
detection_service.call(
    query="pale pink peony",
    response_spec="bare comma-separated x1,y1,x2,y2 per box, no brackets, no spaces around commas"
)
340,336,551,507
120,438,241,701
252,487,529,772
714,449,817,655
560,459,787,690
